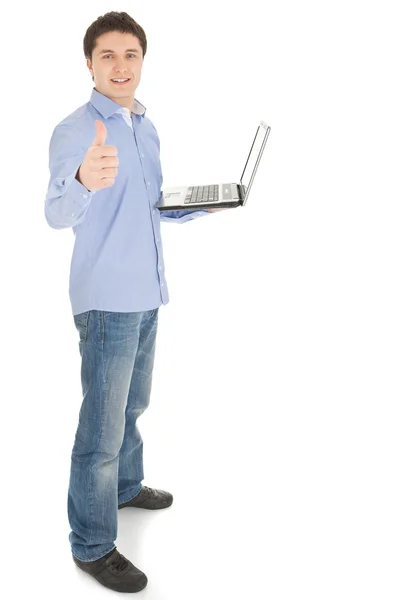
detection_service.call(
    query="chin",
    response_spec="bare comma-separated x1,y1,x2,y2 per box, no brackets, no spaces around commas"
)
111,83,135,92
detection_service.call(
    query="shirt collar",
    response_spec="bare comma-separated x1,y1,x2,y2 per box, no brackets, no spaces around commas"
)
89,87,147,119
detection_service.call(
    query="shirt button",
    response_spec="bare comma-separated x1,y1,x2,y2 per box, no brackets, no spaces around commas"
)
82,194,87,199
141,153,145,158
147,181,151,186
72,213,75,216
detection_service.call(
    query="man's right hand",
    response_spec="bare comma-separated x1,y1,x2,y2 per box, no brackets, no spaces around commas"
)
76,120,119,192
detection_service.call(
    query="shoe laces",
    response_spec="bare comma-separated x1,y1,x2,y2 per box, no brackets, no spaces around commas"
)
109,551,129,574
142,486,158,498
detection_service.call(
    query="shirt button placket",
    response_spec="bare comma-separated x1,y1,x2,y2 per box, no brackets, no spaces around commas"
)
135,132,163,294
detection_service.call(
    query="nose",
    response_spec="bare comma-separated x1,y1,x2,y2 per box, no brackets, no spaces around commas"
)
114,60,129,73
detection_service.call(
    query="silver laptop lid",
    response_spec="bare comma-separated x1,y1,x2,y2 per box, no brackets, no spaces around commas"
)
240,121,271,205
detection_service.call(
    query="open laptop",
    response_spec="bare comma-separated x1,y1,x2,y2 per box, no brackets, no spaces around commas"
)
156,120,271,211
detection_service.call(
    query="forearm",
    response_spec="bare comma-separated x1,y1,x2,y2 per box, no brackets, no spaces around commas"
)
45,164,95,229
159,209,209,223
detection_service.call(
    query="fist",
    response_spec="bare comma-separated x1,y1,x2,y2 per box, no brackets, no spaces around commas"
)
76,120,119,192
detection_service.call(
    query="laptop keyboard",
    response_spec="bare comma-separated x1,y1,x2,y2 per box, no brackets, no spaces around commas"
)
184,185,219,204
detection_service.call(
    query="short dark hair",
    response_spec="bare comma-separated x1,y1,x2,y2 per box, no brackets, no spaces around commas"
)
83,11,147,63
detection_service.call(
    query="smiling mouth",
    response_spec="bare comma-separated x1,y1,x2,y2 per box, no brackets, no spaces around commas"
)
111,78,131,85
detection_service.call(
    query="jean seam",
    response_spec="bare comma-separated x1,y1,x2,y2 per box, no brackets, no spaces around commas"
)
100,310,105,346
83,311,89,343
87,312,105,546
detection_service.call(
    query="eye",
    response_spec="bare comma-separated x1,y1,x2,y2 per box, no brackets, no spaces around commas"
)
103,54,136,59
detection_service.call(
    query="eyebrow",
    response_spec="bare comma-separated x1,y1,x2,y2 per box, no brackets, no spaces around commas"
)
98,49,140,54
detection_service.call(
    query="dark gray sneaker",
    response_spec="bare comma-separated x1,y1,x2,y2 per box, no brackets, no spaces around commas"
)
73,547,148,593
118,486,173,510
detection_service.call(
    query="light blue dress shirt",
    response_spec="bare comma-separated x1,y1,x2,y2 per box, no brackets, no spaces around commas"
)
45,88,208,315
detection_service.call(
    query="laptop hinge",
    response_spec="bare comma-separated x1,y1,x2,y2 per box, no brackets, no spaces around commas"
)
238,184,246,201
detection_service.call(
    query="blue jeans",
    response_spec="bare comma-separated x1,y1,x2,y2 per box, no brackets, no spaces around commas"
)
68,308,159,562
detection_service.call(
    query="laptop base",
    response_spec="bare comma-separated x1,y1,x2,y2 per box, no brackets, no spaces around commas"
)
157,199,242,211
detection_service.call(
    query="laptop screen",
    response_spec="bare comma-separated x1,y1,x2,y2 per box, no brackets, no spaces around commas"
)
240,121,270,204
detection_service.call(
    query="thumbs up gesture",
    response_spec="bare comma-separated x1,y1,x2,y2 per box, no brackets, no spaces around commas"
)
76,120,119,192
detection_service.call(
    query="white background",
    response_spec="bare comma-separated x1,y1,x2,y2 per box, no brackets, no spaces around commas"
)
2,0,400,598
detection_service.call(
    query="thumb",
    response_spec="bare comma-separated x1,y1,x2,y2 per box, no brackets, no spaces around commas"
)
92,120,107,146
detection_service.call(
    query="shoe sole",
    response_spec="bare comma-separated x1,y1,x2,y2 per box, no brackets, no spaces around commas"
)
118,499,173,510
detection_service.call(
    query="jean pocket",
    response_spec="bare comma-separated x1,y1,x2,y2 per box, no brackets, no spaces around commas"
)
73,311,90,343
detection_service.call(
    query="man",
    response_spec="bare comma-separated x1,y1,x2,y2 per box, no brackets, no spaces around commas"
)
45,11,225,594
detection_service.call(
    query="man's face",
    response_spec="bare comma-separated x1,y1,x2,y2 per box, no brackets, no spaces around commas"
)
87,31,144,106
